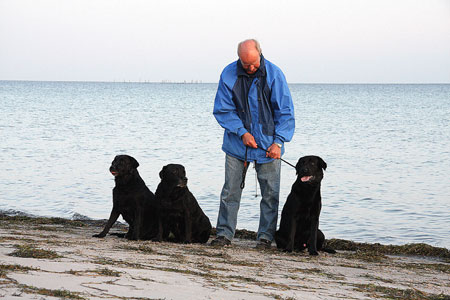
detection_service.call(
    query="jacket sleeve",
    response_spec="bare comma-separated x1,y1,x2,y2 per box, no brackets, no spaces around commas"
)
270,72,295,145
213,73,248,137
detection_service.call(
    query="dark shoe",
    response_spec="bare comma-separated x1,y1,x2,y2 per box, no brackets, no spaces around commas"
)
256,238,272,250
210,236,231,247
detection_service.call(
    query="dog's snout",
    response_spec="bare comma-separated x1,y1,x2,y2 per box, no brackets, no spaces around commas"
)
175,176,188,188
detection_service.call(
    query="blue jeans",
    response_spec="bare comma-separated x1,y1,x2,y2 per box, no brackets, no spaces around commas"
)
216,154,281,242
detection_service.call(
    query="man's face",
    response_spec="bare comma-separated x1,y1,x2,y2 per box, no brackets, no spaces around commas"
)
239,49,260,75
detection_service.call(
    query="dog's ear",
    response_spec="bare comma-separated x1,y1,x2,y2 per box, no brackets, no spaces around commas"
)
318,157,327,171
159,165,167,179
128,156,139,169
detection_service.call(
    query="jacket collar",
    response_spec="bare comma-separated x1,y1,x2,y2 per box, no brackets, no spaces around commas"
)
237,54,266,78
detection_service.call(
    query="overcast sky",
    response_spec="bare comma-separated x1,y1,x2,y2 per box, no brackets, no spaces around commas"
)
1,0,449,83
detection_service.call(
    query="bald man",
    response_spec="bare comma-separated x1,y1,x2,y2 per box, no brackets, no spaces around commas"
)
212,39,295,249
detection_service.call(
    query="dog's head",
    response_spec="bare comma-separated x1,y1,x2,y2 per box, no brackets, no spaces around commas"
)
295,156,327,184
110,155,139,177
159,164,188,188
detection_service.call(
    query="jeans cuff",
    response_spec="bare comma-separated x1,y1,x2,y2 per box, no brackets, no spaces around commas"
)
215,230,234,241
257,233,273,242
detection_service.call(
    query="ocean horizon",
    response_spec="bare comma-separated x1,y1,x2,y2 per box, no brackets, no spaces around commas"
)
2,80,450,84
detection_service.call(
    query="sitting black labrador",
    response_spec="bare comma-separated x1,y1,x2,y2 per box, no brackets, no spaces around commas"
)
155,164,211,243
93,155,160,240
275,156,336,255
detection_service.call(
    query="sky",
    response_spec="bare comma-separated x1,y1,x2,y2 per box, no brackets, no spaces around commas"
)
0,0,449,83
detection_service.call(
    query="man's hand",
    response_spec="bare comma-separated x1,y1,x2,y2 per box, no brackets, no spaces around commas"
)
241,132,258,148
266,143,281,159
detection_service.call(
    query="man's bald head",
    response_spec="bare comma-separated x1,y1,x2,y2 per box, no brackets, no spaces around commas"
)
237,39,262,56
237,39,262,75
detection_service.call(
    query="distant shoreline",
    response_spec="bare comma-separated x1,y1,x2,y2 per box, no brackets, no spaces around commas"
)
1,79,450,85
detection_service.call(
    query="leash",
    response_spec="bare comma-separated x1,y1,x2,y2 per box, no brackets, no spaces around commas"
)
257,145,297,169
254,163,258,197
240,147,250,189
241,145,296,190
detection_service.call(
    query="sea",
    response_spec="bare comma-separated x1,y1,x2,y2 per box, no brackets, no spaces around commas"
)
1,81,449,248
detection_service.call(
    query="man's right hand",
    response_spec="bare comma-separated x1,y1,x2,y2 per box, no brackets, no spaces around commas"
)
241,132,258,148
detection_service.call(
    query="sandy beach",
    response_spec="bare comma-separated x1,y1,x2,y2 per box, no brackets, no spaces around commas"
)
0,215,448,300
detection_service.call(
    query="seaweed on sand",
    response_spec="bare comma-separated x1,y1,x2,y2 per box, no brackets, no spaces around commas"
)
327,239,450,259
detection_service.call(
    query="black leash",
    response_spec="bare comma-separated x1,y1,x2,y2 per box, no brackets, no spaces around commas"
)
240,147,249,189
241,145,296,190
257,145,297,169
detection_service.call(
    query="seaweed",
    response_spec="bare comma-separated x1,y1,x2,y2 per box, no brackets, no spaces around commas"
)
327,239,450,259
8,244,62,259
0,214,86,227
20,285,86,300
353,283,450,300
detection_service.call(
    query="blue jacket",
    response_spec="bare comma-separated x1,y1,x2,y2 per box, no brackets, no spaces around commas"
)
213,56,295,163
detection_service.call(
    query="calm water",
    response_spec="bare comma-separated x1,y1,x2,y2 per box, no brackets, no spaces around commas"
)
1,81,449,248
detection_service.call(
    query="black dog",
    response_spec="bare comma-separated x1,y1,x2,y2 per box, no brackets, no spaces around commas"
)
155,164,211,243
275,156,335,255
93,155,160,240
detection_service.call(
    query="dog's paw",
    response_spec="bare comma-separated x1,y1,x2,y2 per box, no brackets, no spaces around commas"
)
109,233,126,238
92,233,106,238
309,250,319,256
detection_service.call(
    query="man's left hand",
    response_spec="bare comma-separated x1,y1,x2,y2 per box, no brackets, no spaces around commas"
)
266,143,281,159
